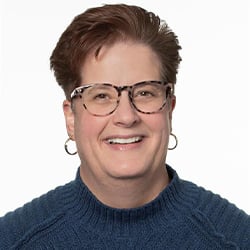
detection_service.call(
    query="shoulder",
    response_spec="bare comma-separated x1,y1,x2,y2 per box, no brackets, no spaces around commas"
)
184,179,250,248
194,183,250,223
0,181,73,249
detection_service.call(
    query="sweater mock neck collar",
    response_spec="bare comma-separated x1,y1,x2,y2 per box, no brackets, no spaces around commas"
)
60,165,197,236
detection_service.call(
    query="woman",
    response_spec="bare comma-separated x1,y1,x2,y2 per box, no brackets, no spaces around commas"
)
0,4,249,249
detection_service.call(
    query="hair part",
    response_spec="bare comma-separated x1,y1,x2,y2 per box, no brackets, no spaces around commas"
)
50,4,181,100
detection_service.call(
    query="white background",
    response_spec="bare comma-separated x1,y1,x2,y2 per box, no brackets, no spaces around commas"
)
0,0,249,216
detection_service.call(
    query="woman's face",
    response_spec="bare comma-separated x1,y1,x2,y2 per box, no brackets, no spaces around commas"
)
64,41,175,183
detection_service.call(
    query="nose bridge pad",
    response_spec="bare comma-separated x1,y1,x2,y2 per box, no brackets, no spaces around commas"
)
128,91,136,110
115,86,135,112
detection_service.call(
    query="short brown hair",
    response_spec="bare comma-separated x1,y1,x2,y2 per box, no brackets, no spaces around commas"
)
50,4,181,100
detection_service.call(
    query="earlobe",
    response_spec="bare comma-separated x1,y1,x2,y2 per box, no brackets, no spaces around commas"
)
63,100,75,140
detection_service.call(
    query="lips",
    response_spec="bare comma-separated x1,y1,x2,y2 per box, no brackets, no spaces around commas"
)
106,136,143,144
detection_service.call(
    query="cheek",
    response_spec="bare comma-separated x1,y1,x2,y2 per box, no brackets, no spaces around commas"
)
147,112,170,133
73,114,101,162
75,117,95,141
150,112,171,146
74,112,107,145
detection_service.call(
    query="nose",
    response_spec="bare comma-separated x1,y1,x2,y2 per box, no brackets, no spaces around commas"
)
112,91,140,127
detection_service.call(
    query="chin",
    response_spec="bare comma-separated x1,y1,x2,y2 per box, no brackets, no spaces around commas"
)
105,162,149,180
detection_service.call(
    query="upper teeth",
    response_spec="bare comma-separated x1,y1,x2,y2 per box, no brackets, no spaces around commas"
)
108,137,142,144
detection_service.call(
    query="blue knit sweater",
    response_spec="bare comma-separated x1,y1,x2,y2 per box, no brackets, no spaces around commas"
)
0,166,249,249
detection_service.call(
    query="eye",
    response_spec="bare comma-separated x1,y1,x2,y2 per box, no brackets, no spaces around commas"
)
94,93,109,99
90,91,114,103
85,86,114,103
134,89,157,99
137,90,155,97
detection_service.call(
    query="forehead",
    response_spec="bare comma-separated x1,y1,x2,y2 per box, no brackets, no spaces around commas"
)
80,41,162,85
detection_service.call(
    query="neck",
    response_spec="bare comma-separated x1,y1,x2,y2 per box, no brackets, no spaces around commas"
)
79,166,169,209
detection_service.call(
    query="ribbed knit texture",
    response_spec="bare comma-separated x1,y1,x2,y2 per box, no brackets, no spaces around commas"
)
0,166,249,249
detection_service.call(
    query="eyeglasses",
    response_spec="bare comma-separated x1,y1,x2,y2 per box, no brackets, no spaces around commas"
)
70,80,173,117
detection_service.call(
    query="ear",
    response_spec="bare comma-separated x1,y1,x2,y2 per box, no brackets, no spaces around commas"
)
169,95,176,120
63,100,75,140
168,95,176,133
171,95,176,110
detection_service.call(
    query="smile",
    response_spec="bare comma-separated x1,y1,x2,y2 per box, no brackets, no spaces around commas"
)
107,136,142,144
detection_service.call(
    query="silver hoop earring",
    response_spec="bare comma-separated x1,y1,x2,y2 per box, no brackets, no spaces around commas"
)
64,138,77,155
168,133,178,150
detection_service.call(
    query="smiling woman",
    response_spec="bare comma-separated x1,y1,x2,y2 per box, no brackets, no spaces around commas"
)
0,2,249,249
62,41,174,195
